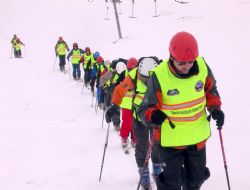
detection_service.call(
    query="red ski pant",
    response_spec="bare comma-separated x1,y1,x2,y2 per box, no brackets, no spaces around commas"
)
120,108,135,142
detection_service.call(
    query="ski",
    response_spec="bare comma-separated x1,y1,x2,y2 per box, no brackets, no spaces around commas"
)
174,0,189,4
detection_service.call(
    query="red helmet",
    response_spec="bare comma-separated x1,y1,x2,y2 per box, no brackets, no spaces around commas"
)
85,47,90,52
169,31,199,62
73,43,78,48
59,36,63,41
97,56,104,64
127,57,138,70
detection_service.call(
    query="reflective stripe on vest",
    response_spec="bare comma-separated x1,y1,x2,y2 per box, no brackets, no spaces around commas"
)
161,96,206,110
154,56,211,147
57,43,67,55
112,73,119,84
71,50,81,64
15,43,21,51
127,68,148,119
83,53,94,69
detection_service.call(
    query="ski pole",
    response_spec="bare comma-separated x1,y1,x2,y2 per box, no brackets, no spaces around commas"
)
95,97,98,113
137,128,156,190
218,129,231,190
67,59,71,80
101,109,105,128
81,84,84,94
91,93,94,107
24,45,27,57
99,123,110,181
52,56,57,71
10,47,13,59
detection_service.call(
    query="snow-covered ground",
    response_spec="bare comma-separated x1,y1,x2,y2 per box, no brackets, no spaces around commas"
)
1,0,250,189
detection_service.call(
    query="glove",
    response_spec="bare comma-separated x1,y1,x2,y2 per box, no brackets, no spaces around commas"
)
96,82,99,88
151,109,167,126
105,104,119,123
67,57,70,62
211,109,224,129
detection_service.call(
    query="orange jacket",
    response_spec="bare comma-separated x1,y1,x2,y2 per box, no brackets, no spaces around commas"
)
112,75,135,106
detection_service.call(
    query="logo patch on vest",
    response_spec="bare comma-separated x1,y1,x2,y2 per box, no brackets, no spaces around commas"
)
195,80,204,92
167,89,179,96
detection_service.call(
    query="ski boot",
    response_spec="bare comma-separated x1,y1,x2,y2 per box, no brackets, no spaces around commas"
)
131,140,136,148
139,167,152,190
114,125,120,131
121,138,128,148
152,163,162,182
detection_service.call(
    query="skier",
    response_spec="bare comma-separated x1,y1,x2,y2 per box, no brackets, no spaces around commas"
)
100,58,121,131
106,56,162,189
106,57,138,150
67,43,84,80
88,51,101,95
55,36,70,72
11,34,25,58
138,31,225,190
82,47,95,86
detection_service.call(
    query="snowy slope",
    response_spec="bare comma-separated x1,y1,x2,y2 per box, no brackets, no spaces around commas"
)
1,0,250,189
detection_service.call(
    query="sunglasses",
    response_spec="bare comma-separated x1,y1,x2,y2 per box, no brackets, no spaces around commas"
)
175,60,194,66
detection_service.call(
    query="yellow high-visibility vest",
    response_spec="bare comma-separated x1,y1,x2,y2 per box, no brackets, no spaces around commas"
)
154,57,211,147
57,43,67,55
71,50,81,64
120,70,133,110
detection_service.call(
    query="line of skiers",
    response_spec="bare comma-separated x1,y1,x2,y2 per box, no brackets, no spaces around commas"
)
54,31,225,190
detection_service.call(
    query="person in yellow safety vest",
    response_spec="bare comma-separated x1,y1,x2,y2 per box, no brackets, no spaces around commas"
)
55,36,70,72
102,60,121,130
82,47,95,86
138,31,225,190
105,57,138,150
106,56,162,189
87,51,100,96
67,43,84,80
11,35,25,58
10,34,18,47
96,60,126,129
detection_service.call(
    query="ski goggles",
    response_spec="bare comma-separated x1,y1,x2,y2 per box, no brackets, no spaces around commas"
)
175,60,194,66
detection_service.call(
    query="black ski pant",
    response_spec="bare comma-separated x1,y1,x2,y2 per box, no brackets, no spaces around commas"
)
104,87,120,126
90,77,96,93
59,55,66,70
156,145,210,190
14,49,21,58
83,68,91,85
132,119,161,168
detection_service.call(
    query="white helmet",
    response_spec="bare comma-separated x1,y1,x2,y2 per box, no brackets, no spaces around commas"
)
105,60,111,66
116,61,127,74
138,57,159,77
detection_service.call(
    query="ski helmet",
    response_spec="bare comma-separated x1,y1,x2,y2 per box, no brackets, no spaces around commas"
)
94,51,100,59
73,43,78,48
85,47,90,52
97,56,104,64
169,31,199,62
138,57,159,77
59,36,63,41
116,61,127,74
105,60,111,66
127,57,138,70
